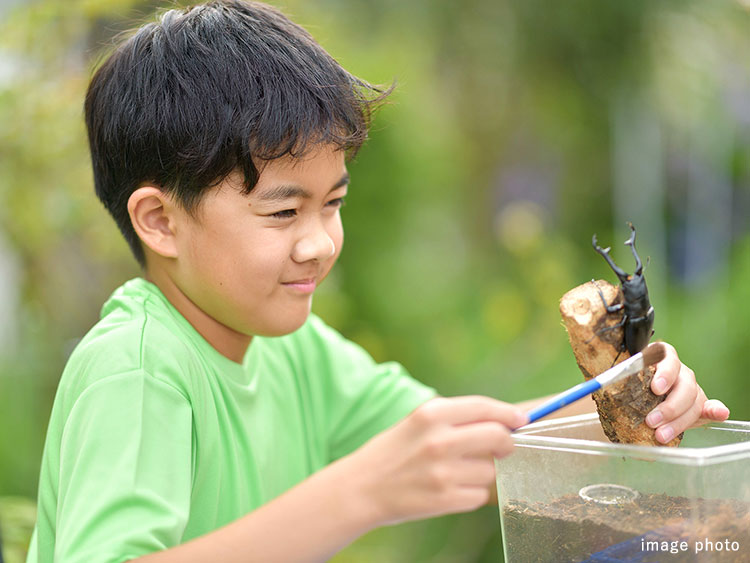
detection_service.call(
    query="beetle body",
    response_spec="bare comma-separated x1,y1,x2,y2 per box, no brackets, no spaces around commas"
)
592,222,654,356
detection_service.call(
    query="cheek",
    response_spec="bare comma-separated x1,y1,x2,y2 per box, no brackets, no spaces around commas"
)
185,227,234,274
183,223,270,286
234,231,295,287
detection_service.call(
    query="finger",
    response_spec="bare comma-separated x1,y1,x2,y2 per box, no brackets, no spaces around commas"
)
700,399,730,421
651,342,681,395
413,396,527,429
438,486,491,515
645,368,698,428
445,422,515,459
653,397,703,444
452,458,498,488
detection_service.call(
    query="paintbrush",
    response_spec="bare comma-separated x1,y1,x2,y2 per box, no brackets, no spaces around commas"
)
525,342,667,424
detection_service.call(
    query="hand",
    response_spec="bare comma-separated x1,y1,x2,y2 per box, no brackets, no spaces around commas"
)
645,342,730,443
344,396,526,527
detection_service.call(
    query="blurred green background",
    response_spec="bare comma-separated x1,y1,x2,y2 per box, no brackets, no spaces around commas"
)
1,0,749,561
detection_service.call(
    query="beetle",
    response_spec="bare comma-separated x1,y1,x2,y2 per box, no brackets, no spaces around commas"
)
591,222,654,357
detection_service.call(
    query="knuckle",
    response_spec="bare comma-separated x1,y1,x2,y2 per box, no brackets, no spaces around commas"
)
411,403,439,427
658,401,676,421
423,437,448,459
426,465,451,490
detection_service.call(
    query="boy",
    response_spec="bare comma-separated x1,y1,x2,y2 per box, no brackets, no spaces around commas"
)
28,1,729,561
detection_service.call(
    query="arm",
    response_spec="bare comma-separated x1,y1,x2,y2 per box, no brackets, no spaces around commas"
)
135,396,526,562
514,343,730,442
134,455,376,563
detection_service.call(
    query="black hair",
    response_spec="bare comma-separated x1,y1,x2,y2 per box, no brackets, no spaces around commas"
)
85,0,390,266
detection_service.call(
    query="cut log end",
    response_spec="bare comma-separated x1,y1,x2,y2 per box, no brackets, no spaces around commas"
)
559,280,682,447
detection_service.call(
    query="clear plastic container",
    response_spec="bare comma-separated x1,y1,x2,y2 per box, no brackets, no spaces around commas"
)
495,414,750,562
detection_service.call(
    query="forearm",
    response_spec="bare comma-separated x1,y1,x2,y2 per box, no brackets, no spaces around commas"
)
134,456,376,563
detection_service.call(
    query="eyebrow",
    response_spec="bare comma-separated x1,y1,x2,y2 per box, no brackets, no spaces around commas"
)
256,172,350,202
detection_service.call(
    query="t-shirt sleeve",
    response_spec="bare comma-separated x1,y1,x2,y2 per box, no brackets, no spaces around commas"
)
300,316,437,462
54,371,193,563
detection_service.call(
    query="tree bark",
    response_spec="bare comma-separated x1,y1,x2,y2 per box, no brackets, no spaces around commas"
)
559,280,681,446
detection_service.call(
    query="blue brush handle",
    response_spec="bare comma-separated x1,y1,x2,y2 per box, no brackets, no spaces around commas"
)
526,378,602,424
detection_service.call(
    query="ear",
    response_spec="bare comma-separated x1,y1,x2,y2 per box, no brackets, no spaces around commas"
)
127,186,179,259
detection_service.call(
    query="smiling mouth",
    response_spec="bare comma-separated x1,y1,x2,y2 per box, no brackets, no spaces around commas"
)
281,279,317,293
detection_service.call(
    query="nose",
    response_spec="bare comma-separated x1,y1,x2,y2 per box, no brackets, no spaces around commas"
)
291,220,336,263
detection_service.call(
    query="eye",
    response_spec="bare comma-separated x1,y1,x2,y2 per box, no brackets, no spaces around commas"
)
270,209,297,219
327,197,346,209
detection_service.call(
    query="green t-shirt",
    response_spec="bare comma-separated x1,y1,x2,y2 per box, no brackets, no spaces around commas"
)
27,278,435,563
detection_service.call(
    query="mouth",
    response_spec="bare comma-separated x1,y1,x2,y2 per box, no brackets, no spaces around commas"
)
281,278,317,294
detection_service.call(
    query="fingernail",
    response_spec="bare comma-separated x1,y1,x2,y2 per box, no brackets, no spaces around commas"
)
653,377,668,394
646,409,663,427
657,425,675,443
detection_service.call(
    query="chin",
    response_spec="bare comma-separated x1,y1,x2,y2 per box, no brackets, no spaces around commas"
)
256,309,311,337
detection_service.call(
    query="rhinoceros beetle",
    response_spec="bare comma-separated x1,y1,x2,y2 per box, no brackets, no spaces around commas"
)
592,222,654,357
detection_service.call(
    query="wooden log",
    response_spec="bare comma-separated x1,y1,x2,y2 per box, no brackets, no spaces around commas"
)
559,280,682,446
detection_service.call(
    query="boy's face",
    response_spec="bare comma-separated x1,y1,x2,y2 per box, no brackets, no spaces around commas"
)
164,144,347,353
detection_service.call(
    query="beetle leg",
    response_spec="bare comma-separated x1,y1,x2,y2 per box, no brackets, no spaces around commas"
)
595,315,626,334
584,307,626,343
592,279,624,314
599,311,627,367
600,294,624,315
611,346,624,367
585,315,628,362
587,280,627,350
626,312,652,324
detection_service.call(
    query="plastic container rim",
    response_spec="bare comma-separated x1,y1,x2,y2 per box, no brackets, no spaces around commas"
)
511,413,750,466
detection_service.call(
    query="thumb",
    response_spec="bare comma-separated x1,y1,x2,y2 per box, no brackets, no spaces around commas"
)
701,399,730,421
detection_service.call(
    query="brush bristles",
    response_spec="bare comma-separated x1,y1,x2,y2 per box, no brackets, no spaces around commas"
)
642,342,666,367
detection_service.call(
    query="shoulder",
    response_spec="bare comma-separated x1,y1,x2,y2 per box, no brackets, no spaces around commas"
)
59,281,201,400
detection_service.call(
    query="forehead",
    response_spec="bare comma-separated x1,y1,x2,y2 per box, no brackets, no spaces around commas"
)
196,145,348,214
257,146,346,178
251,146,348,196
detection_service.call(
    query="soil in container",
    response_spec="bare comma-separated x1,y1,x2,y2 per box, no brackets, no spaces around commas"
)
502,492,750,562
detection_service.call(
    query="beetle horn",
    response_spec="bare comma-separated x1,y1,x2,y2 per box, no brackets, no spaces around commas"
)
624,222,644,276
592,233,629,282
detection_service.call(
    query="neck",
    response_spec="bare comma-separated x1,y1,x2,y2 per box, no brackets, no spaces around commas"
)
144,267,251,365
